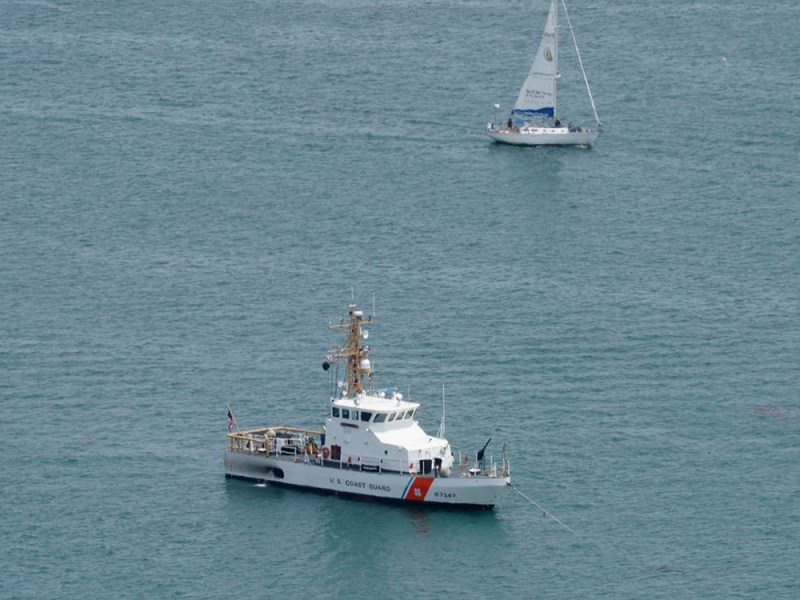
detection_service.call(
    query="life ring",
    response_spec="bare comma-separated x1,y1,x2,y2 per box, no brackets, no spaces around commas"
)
322,447,330,459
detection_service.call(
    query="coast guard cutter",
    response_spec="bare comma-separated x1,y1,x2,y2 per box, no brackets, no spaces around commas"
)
224,304,511,508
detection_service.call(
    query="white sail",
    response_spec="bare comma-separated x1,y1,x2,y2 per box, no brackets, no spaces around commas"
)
512,0,558,118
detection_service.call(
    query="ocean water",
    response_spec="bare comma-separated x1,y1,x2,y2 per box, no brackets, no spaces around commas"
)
2,0,799,598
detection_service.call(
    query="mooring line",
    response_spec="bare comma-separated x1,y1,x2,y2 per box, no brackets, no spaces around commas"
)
510,484,578,536
511,484,644,572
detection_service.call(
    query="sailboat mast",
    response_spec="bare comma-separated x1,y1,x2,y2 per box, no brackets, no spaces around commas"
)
561,0,601,126
553,0,558,123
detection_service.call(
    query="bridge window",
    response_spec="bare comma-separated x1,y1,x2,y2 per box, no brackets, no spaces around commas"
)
341,409,350,419
332,407,340,417
360,411,373,422
373,413,387,423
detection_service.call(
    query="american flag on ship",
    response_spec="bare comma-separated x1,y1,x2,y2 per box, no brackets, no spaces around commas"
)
227,407,236,432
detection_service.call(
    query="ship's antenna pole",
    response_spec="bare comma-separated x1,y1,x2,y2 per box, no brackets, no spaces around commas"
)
437,380,446,439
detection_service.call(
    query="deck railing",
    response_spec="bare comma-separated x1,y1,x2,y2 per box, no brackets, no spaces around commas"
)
228,429,510,478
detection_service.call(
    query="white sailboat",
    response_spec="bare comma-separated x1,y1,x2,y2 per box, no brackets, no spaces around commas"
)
487,0,601,146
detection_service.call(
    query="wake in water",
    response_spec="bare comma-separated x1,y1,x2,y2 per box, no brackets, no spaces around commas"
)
753,405,789,418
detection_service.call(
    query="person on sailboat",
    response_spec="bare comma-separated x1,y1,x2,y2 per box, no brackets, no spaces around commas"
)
555,118,561,127
507,117,513,130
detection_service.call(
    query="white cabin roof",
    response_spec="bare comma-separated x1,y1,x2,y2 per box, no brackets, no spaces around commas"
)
374,425,448,452
332,393,418,413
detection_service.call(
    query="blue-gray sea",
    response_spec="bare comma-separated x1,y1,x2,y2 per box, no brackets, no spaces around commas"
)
2,0,799,598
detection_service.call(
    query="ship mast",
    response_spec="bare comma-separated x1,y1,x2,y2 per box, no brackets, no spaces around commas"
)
329,305,376,396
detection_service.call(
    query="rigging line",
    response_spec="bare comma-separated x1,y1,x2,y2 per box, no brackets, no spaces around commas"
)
560,0,601,127
511,484,578,535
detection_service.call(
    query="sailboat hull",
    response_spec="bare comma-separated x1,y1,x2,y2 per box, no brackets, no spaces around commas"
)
487,126,599,147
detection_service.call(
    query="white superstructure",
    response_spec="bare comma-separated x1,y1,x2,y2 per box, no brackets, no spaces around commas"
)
224,304,510,508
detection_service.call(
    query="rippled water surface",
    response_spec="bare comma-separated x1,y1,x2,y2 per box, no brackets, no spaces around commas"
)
2,1,799,598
